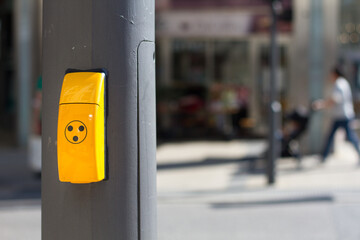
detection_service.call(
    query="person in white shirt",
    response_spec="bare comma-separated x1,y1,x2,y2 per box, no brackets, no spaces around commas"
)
313,67,360,162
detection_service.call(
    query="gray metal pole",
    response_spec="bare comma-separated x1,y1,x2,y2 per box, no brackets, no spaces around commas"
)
42,1,156,240
267,0,281,185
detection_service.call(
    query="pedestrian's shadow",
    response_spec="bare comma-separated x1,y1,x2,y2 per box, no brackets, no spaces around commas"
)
157,156,259,171
211,194,333,209
231,156,308,177
0,175,41,201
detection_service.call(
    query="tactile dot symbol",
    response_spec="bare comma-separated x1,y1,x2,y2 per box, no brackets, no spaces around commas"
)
65,120,87,144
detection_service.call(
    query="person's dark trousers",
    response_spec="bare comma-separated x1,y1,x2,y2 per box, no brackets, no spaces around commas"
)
322,118,360,160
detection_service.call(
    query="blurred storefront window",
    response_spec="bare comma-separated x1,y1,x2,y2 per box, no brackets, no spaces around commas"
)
172,40,206,84
338,0,360,113
214,41,250,84
156,0,293,140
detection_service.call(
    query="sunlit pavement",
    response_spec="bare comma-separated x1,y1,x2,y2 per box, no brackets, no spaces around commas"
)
157,133,360,240
0,200,40,240
1,131,360,239
0,150,41,240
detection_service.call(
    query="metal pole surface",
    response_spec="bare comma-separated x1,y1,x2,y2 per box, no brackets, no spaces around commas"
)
267,0,281,185
42,1,156,240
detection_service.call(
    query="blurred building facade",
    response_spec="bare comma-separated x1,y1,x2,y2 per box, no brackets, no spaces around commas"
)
290,0,338,153
155,0,345,154
338,0,360,106
156,0,293,140
0,0,359,154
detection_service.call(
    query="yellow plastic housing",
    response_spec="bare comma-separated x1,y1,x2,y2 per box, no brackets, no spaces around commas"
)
57,71,106,183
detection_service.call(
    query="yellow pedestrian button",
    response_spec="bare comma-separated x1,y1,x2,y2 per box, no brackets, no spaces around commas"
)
65,120,87,144
57,70,106,183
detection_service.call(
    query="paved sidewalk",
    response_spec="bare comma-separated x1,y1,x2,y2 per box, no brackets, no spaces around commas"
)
157,134,360,240
0,149,41,240
0,131,360,239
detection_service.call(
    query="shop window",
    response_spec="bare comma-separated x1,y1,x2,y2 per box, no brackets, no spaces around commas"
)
172,40,206,84
214,41,250,85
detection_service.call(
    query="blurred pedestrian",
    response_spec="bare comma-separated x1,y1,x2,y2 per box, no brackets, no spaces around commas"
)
313,67,360,163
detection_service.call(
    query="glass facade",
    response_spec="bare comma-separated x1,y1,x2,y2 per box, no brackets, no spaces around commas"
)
214,41,250,84
171,40,250,85
155,1,293,140
339,0,360,109
172,40,207,84
156,37,291,140
339,0,360,47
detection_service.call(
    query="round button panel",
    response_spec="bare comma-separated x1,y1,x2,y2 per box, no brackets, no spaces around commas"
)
65,120,87,144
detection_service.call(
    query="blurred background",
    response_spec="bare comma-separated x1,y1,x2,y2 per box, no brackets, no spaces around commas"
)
2,0,360,239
